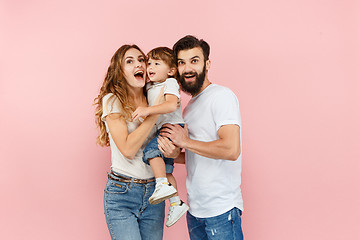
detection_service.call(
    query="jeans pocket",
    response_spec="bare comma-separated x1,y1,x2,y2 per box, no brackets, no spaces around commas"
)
105,180,130,194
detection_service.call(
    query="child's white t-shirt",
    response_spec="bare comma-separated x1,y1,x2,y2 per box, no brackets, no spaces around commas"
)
146,78,185,129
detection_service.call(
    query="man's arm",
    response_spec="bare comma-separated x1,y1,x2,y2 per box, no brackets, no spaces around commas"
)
161,124,241,161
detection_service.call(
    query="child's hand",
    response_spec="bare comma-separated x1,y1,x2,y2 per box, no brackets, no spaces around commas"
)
132,106,151,122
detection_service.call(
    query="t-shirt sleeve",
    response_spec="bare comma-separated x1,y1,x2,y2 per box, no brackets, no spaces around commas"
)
101,93,123,122
211,88,241,131
163,78,180,99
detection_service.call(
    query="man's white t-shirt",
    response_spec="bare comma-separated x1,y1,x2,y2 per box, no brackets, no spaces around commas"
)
146,78,185,129
101,93,155,179
184,84,243,218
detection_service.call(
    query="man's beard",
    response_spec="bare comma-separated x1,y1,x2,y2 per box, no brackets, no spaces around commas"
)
178,64,206,96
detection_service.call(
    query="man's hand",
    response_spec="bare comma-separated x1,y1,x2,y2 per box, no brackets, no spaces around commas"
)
160,124,189,149
132,106,151,122
157,136,180,159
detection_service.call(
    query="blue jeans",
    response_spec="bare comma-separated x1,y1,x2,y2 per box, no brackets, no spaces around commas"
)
143,124,185,174
104,171,165,240
187,208,244,240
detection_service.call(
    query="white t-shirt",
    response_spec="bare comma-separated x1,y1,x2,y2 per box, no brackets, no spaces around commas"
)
184,84,243,218
146,78,185,129
101,93,156,179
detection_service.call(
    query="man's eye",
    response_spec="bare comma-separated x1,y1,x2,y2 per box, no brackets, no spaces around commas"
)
178,61,184,65
192,59,198,63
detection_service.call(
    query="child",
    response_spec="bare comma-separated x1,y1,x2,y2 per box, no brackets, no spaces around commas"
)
132,47,189,227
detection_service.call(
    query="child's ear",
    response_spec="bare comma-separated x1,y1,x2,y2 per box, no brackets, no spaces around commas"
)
168,67,177,77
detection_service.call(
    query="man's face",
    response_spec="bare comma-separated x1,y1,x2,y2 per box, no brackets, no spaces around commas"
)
177,47,209,96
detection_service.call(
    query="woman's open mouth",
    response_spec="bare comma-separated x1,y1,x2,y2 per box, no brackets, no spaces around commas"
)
134,70,144,80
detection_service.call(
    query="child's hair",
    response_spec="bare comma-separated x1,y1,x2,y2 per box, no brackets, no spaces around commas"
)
147,47,177,77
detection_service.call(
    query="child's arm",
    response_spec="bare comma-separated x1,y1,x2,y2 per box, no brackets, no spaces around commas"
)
132,94,178,122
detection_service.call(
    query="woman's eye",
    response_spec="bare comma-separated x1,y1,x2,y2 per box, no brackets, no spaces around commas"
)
139,58,145,62
127,60,133,64
192,59,198,63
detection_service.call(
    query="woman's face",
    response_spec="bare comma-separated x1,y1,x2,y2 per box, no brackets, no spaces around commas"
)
122,48,146,89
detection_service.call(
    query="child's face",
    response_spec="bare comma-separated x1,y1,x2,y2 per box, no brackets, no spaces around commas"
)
147,58,172,83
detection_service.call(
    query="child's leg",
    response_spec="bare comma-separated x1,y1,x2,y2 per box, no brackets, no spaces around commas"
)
166,173,179,197
148,158,177,205
166,173,189,227
149,157,166,178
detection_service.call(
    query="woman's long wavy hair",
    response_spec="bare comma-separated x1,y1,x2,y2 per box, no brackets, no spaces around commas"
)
94,45,146,146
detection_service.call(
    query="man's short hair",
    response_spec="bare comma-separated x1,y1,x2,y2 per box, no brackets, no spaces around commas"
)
173,35,210,61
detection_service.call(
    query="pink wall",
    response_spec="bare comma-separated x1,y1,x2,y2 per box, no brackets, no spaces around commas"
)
1,0,359,239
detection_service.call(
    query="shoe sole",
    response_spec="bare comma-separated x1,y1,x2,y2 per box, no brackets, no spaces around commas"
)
166,204,190,227
149,191,177,205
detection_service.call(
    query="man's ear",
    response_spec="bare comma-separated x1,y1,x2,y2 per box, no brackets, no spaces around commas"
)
206,59,211,71
168,67,177,77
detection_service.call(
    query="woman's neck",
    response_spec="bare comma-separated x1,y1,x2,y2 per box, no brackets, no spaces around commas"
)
127,87,146,107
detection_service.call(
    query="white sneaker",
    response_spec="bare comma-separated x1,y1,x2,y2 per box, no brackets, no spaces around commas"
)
149,182,177,205
166,201,189,227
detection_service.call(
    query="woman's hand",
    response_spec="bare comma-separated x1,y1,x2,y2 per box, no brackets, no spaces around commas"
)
158,135,180,159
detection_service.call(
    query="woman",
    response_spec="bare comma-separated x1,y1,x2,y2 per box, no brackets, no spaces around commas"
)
95,45,167,240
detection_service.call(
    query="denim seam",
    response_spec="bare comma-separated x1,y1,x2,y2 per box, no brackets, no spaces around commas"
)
104,192,116,240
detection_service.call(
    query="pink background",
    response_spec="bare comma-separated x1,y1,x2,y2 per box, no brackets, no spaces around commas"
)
1,0,359,239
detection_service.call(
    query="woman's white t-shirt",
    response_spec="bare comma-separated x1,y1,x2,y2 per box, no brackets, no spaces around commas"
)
101,93,156,179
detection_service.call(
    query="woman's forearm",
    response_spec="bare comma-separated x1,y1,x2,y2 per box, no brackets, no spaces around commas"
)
122,114,159,159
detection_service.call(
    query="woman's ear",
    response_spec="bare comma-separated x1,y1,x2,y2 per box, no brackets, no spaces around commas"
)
168,67,177,77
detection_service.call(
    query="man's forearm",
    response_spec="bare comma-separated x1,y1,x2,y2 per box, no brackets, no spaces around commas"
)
183,138,240,161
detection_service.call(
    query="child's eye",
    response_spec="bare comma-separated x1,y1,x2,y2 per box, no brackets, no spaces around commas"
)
147,62,151,65
155,62,160,65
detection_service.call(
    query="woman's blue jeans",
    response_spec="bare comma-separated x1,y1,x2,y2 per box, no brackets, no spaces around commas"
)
104,172,165,240
187,207,244,240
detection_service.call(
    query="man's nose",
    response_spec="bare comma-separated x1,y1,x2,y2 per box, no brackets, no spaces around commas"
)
183,63,193,73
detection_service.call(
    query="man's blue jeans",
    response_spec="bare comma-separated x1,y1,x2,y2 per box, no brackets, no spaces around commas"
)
187,207,244,240
104,171,165,240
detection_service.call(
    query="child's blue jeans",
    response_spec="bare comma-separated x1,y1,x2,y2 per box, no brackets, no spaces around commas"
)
142,124,185,174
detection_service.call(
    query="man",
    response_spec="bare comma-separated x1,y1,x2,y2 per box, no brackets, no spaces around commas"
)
160,35,243,239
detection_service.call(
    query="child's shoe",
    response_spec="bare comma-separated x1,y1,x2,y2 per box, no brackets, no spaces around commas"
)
166,200,189,227
149,182,177,205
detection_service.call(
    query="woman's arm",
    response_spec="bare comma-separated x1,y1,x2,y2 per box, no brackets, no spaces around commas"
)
132,94,178,122
106,113,158,159
106,87,164,159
